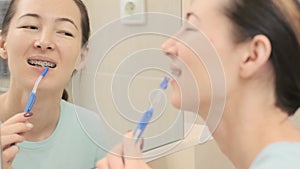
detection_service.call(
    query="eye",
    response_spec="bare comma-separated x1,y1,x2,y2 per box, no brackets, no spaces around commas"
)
19,25,38,30
181,23,198,32
185,25,198,32
58,31,74,37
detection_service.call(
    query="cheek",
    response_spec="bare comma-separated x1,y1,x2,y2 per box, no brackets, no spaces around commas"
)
180,51,213,115
61,45,81,65
6,39,28,58
174,60,202,112
55,45,81,79
5,40,29,71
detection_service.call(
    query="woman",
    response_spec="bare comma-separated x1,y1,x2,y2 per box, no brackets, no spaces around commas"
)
97,0,300,168
0,0,105,168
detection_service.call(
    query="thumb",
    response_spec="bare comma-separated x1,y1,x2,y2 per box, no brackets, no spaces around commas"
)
122,132,151,169
123,131,143,159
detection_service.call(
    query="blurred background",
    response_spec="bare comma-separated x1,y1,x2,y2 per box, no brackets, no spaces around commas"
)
0,0,10,94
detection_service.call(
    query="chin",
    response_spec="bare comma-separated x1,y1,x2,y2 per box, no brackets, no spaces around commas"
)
170,93,182,110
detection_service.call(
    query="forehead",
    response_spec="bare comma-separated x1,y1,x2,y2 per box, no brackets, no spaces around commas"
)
189,0,228,16
14,0,81,25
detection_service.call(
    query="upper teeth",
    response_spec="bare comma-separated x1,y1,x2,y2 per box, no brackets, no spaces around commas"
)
28,60,56,68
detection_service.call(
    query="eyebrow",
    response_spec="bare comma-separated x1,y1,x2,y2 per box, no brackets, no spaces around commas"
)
18,13,39,20
18,13,79,31
56,18,79,31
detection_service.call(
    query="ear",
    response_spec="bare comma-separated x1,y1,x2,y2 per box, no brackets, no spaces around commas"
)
75,45,88,71
239,34,272,78
0,30,8,59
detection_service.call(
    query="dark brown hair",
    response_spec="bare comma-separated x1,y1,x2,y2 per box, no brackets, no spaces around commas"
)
62,89,69,101
1,0,90,46
224,0,300,115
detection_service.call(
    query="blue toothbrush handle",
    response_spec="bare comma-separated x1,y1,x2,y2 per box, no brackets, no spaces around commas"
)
24,93,36,113
133,107,154,143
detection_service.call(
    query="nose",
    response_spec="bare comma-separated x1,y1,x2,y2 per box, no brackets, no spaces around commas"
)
161,37,178,58
34,40,54,51
34,31,55,51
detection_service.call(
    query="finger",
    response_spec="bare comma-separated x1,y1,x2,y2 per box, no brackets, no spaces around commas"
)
2,113,32,125
2,145,19,163
140,138,144,150
1,134,24,149
1,122,34,135
122,132,151,169
106,143,125,169
96,157,110,169
125,157,151,169
123,132,143,158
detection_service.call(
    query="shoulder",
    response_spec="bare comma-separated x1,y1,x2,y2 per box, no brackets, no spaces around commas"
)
250,142,300,169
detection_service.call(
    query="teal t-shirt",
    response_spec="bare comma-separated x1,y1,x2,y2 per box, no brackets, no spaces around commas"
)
250,142,300,169
11,100,106,169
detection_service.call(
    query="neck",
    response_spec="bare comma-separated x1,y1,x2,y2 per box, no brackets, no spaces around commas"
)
211,86,300,169
0,85,63,141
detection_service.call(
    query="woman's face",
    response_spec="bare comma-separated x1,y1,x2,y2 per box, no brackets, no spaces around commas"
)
1,0,83,92
162,0,242,116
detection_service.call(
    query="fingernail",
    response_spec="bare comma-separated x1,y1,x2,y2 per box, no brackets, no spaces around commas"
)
122,156,125,165
24,112,33,117
140,138,144,150
26,123,34,128
126,130,134,138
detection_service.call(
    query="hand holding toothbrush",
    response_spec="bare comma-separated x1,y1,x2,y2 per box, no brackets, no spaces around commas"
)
1,67,48,168
1,113,34,169
96,131,151,169
96,77,169,169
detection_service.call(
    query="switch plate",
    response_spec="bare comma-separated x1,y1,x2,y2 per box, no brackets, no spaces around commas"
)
120,0,145,25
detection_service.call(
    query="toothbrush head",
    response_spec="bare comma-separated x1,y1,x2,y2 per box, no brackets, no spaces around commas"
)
41,67,49,77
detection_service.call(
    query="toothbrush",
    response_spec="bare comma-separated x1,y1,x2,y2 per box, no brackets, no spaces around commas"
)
24,67,49,116
133,77,170,143
90,78,169,169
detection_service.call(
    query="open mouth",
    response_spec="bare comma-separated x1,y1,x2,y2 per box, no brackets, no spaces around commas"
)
27,59,56,68
171,69,182,77
170,63,182,77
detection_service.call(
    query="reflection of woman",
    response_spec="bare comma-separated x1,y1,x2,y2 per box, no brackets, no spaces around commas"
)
0,0,105,168
97,0,300,169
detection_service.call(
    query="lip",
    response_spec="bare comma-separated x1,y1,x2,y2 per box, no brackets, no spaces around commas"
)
29,64,51,74
169,62,182,77
170,78,177,85
170,63,180,71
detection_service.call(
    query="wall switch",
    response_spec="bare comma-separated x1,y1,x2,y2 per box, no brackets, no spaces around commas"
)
120,0,146,25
